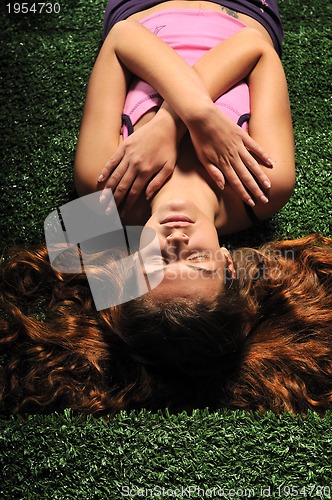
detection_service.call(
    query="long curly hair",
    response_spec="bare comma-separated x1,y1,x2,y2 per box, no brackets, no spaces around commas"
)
0,234,331,416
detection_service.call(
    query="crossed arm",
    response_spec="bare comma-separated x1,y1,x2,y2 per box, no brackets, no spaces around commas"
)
75,20,294,216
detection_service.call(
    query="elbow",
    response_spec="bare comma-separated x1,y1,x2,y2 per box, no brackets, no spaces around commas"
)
258,167,296,219
273,179,295,212
74,159,100,198
281,163,296,203
275,166,296,205
269,158,296,213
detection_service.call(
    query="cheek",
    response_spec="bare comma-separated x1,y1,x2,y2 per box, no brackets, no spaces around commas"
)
196,222,219,242
197,234,220,252
139,225,160,251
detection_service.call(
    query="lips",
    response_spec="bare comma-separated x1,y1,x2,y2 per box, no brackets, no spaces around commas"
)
160,214,194,224
161,222,193,228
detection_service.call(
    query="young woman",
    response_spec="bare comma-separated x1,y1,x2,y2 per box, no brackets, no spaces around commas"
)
0,2,330,416
75,0,295,231
74,0,295,303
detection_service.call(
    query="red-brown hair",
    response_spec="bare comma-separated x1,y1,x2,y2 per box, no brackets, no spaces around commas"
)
0,234,331,415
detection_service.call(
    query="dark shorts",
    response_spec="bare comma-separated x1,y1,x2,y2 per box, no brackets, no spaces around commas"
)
103,0,284,55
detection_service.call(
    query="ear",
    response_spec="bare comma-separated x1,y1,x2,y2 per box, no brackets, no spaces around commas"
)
220,247,236,280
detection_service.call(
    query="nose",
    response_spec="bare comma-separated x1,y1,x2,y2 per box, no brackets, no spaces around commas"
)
166,230,189,244
166,229,189,241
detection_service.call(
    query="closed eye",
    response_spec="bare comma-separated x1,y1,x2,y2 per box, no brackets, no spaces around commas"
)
143,263,217,277
187,253,210,262
144,253,210,265
142,252,218,277
143,256,168,265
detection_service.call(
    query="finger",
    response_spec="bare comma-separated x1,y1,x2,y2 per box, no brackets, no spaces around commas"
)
99,186,115,206
227,156,269,205
98,186,116,209
121,176,151,216
203,163,225,190
145,164,173,200
215,158,256,206
242,134,275,167
228,174,257,207
97,145,126,182
99,160,130,204
103,195,118,217
109,169,136,209
240,148,272,191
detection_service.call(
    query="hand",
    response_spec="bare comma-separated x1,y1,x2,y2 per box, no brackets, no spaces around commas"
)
188,106,273,206
98,118,177,215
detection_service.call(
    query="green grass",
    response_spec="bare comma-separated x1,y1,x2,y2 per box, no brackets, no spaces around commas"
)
1,410,332,499
0,0,331,498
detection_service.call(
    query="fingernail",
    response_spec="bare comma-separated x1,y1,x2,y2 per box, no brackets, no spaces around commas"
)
146,193,151,200
263,181,271,189
248,199,255,207
99,194,106,203
268,158,275,166
260,195,269,204
105,207,112,215
217,181,225,190
98,175,104,182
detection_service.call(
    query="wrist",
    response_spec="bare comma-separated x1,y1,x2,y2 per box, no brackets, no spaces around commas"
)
184,100,222,130
154,105,187,145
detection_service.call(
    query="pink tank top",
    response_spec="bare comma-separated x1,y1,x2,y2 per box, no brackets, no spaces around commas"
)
122,10,250,137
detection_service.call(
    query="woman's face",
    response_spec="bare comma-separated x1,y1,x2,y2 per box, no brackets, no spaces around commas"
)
138,200,235,301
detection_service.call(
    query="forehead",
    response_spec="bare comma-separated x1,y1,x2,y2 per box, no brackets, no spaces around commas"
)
147,266,223,299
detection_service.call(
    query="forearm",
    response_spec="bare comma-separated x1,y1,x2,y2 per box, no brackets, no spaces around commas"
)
98,25,277,207
193,27,267,100
111,20,214,125
151,28,271,142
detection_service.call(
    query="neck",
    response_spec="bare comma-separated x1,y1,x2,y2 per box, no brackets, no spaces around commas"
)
151,152,219,222
123,139,220,226
151,137,219,222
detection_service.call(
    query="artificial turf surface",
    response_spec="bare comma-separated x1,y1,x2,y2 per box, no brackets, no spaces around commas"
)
0,0,331,498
